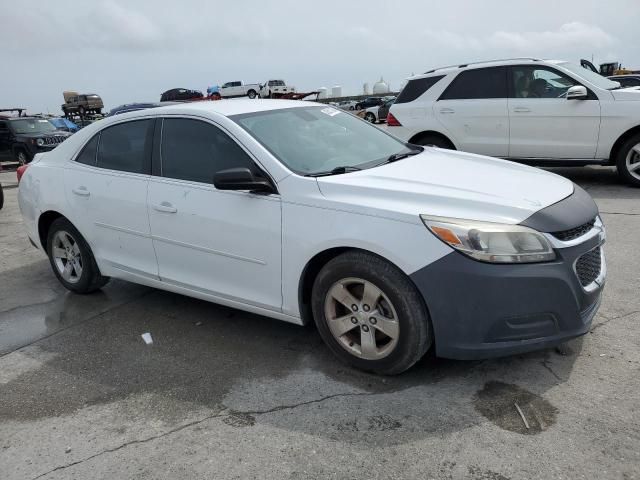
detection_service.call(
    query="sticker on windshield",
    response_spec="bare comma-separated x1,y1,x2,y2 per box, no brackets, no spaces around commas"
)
320,107,340,117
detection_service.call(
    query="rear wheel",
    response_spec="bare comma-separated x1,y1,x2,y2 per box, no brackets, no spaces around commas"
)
247,90,257,99
47,218,109,293
412,134,454,149
311,251,432,375
615,134,640,187
365,112,376,123
16,149,30,166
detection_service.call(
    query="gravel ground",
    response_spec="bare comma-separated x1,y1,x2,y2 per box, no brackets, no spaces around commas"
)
0,166,638,480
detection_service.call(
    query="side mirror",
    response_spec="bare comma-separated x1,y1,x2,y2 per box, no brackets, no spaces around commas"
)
566,85,588,100
213,167,275,193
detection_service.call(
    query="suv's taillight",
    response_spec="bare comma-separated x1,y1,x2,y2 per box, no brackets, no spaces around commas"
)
386,112,402,126
17,165,29,183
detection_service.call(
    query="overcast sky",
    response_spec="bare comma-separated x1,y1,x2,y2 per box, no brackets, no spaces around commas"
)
1,0,638,113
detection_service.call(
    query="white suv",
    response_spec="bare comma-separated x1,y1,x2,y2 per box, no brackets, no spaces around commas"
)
387,58,640,186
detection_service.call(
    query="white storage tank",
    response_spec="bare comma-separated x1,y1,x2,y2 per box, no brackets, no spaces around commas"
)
373,77,390,94
318,87,328,99
332,85,342,98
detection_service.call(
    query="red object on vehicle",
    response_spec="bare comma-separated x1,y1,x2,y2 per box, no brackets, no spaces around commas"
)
17,164,28,183
386,112,402,126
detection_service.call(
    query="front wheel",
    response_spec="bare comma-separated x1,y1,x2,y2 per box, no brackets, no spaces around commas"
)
365,112,376,123
47,217,109,293
615,134,640,187
311,251,432,375
16,149,30,166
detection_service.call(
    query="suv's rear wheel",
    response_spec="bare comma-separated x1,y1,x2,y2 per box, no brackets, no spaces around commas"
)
615,133,640,187
311,251,432,375
46,218,109,293
412,134,454,149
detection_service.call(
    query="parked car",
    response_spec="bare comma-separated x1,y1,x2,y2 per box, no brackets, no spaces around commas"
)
108,102,180,116
0,116,71,165
336,100,358,111
607,75,640,88
355,97,384,110
61,92,104,117
160,88,203,102
364,98,395,123
49,117,80,133
259,79,296,98
218,81,260,99
388,58,640,186
18,100,605,374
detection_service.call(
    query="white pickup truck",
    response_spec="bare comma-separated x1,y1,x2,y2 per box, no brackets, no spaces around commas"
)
259,79,296,98
218,81,261,99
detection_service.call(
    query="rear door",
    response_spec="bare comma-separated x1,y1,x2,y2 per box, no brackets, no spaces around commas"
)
507,65,600,159
434,66,509,157
65,119,158,278
147,117,282,311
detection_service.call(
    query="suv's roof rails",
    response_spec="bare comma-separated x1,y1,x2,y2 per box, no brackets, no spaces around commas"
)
423,57,541,74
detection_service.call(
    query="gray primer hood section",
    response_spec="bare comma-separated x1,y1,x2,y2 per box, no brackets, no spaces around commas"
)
520,184,598,232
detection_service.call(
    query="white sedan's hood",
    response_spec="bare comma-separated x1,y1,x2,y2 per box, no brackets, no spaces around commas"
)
611,87,640,101
316,148,574,225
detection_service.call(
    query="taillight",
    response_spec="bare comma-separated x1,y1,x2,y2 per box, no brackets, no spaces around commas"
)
386,112,402,126
17,165,28,183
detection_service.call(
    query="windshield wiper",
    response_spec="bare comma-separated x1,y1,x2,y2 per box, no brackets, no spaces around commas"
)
380,146,424,165
305,166,362,177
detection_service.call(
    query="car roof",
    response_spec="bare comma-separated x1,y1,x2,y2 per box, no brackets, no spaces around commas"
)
412,57,548,80
110,99,317,121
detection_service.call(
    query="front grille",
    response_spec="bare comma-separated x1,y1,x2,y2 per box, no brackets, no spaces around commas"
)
575,247,601,287
552,218,596,241
43,136,66,146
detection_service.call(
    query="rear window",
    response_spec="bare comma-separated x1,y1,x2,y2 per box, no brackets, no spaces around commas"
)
395,75,445,104
439,67,507,100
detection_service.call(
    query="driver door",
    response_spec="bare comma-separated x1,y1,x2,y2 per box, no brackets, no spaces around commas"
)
507,65,601,159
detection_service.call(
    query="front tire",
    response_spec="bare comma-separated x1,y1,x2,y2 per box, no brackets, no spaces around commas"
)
16,149,30,166
615,134,640,187
311,251,432,375
47,218,109,293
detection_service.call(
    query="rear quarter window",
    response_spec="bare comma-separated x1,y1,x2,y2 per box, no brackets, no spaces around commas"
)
395,75,445,104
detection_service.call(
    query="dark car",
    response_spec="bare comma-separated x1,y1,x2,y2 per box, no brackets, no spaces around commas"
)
355,97,384,110
0,117,71,165
608,75,640,88
160,88,203,102
107,102,180,117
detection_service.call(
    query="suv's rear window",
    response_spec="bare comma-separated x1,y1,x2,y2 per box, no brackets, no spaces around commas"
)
439,67,507,100
395,75,445,104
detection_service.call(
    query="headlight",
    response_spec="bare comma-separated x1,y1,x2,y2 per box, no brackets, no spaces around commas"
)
421,215,556,264
36,138,44,146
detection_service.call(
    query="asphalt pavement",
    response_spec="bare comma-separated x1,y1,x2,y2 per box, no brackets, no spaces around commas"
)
0,166,638,480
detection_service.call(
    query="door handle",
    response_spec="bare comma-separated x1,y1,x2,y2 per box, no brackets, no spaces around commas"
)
513,107,531,113
72,186,90,196
439,108,455,114
152,202,177,213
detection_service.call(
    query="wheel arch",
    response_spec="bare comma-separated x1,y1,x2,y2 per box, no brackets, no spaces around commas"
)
38,210,65,250
408,130,456,149
610,125,640,164
297,246,425,326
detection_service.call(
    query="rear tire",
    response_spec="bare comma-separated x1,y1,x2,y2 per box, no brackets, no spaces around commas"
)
412,134,454,149
615,133,640,187
247,90,257,99
365,112,376,123
311,251,432,375
46,217,109,294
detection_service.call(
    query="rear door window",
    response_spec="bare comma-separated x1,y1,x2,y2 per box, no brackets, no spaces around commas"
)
439,67,507,100
96,119,153,174
395,75,445,103
160,118,258,184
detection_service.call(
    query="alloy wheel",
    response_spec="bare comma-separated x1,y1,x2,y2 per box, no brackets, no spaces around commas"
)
625,142,640,181
323,277,400,360
52,230,83,284
17,151,28,166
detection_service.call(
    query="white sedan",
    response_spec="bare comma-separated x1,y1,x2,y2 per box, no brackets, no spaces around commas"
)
18,100,605,374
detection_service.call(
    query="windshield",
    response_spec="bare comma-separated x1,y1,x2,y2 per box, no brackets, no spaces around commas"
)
10,118,57,134
557,61,621,90
232,106,412,175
